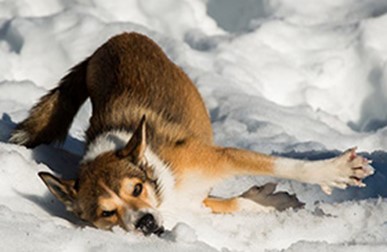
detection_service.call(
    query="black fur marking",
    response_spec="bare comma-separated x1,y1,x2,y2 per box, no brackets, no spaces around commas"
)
175,139,186,146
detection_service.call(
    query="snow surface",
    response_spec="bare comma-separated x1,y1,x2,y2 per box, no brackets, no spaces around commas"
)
1,0,387,251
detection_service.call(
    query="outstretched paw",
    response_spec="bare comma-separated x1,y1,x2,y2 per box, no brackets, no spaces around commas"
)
241,183,304,211
320,147,375,195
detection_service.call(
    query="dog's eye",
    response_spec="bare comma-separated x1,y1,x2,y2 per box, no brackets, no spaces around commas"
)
133,183,143,197
101,210,117,218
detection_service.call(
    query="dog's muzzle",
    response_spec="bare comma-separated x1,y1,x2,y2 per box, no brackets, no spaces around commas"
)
135,213,164,236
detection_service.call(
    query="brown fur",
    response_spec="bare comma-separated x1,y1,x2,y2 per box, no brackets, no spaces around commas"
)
85,33,213,147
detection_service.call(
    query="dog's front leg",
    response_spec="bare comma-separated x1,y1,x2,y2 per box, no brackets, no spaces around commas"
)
213,146,374,195
273,148,374,194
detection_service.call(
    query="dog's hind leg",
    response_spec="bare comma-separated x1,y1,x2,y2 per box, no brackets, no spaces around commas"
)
203,183,303,214
9,59,89,148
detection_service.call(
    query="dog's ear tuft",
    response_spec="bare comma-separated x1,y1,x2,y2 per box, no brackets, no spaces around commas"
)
117,115,147,164
38,172,78,211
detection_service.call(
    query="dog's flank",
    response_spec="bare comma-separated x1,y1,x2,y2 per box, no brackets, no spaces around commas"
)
10,32,374,235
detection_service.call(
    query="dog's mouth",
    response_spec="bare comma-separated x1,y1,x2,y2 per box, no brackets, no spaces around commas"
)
135,213,165,236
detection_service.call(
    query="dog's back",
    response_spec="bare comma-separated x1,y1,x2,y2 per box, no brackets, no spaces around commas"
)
85,33,213,147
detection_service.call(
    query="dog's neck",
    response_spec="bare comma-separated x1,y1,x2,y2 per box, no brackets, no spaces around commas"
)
82,130,175,205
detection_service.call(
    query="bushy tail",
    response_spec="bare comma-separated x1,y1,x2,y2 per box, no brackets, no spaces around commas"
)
10,58,89,148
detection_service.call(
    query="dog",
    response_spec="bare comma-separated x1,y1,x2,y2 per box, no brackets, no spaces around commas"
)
10,32,374,236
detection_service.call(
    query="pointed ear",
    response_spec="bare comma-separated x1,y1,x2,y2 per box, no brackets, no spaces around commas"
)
38,172,77,211
117,115,147,163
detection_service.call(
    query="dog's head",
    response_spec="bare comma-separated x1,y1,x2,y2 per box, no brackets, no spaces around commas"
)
38,117,164,235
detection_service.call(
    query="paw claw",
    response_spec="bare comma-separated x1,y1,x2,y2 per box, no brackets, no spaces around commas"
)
321,184,332,195
344,147,357,161
333,182,348,190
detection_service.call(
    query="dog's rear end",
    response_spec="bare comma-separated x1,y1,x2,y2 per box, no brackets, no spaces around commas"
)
11,33,213,149
84,33,214,147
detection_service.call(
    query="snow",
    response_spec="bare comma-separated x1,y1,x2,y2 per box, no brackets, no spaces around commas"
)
0,0,387,251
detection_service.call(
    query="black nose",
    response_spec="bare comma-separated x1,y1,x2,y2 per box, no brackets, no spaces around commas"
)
135,213,163,236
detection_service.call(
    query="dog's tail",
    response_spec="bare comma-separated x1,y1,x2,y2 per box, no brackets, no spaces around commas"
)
9,58,90,148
